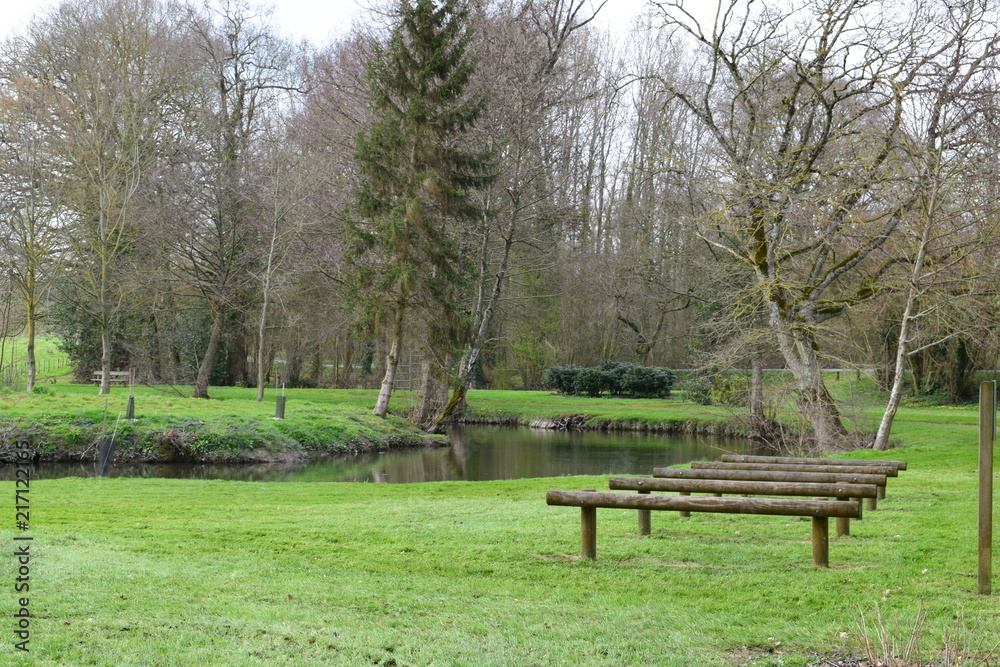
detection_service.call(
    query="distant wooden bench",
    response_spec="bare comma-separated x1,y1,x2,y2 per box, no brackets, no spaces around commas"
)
92,371,131,386
609,476,876,537
546,489,861,567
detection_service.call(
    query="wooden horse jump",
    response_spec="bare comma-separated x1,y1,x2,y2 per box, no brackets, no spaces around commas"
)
609,476,877,537
718,454,907,500
546,490,861,567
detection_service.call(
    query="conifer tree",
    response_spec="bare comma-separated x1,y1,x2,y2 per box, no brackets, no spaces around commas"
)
349,0,493,418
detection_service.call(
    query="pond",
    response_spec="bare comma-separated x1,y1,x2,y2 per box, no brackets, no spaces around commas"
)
3,426,753,483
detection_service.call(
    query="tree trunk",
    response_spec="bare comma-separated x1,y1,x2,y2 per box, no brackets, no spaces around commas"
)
373,288,406,418
25,307,36,394
194,309,225,399
227,326,247,386
874,222,931,450
415,358,437,427
310,345,323,386
286,344,303,387
99,324,112,396
769,305,847,447
428,227,513,433
749,353,764,424
874,299,913,451
255,293,269,400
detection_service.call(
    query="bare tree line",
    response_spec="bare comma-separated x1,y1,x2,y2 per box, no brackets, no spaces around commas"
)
1,0,999,447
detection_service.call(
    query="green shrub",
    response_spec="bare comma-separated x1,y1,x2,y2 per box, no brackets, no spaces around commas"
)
597,361,629,395
542,365,581,394
711,374,748,406
573,367,604,397
679,375,713,405
621,365,675,398
543,362,675,398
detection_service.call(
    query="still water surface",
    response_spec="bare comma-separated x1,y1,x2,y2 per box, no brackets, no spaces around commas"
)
8,426,750,483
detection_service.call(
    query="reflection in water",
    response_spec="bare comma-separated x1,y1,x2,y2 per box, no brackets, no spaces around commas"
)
0,426,750,483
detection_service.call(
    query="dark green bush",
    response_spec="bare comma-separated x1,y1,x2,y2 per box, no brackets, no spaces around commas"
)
621,365,675,398
544,362,675,398
542,365,581,394
574,367,604,397
598,361,628,395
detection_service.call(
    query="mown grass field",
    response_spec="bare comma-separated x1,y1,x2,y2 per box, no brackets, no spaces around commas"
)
0,383,997,665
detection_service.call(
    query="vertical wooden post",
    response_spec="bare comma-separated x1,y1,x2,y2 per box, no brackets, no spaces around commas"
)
637,490,651,536
835,498,850,537
679,491,691,518
979,381,994,595
581,506,597,560
866,496,877,511
812,516,829,567
877,485,886,500
850,498,863,520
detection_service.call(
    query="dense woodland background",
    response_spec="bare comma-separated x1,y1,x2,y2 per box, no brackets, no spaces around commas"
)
2,0,1000,446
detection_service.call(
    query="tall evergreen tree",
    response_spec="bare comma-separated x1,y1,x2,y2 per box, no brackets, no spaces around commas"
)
349,0,493,419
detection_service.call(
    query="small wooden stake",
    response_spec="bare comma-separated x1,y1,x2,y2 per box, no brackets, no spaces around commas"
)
866,496,877,511
877,485,886,500
812,516,829,567
979,381,994,595
637,490,651,536
679,491,690,518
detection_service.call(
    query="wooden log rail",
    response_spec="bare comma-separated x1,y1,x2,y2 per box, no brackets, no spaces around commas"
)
691,461,896,509
719,454,906,471
652,467,887,488
545,490,860,567
609,476,876,538
719,455,906,500
691,461,898,477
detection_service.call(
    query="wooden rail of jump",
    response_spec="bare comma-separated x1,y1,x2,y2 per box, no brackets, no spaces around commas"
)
691,461,897,509
545,490,860,567
653,467,888,512
691,461,898,477
719,455,906,499
719,454,906,471
609,476,876,537
652,467,886,487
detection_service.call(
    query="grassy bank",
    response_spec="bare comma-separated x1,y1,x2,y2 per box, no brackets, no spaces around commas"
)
1,384,752,462
0,384,435,461
0,406,997,665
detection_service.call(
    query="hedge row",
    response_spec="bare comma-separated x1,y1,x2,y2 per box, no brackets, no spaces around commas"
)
543,362,676,398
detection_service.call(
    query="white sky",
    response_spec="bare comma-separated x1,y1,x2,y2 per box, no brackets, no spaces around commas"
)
0,0,651,45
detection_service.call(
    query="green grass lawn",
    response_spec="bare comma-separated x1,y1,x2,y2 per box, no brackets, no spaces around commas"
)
0,390,998,665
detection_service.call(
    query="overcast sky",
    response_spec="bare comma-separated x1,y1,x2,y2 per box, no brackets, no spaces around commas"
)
0,0,651,46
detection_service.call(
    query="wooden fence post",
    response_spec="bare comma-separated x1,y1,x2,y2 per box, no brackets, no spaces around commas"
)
979,381,994,595
637,490,651,536
812,516,829,568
